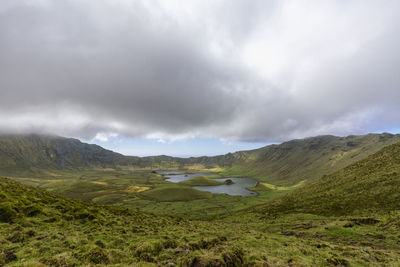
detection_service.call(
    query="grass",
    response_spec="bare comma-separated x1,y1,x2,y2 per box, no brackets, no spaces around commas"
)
139,185,213,202
2,133,400,188
253,142,400,216
3,168,297,219
178,176,225,186
219,133,400,185
0,177,243,266
3,177,400,266
3,135,400,265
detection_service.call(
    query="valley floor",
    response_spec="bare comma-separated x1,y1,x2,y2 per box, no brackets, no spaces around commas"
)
7,169,296,219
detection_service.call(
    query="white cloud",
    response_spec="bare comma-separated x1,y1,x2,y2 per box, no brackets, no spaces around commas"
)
0,0,399,143
92,132,118,142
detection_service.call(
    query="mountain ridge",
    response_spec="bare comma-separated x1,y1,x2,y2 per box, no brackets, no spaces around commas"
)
214,133,400,184
1,133,400,185
0,134,128,175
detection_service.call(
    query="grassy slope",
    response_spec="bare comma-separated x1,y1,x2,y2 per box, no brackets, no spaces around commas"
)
221,133,400,185
254,141,400,216
4,169,290,219
140,184,213,202
0,177,178,265
2,177,400,266
0,177,251,266
0,134,127,176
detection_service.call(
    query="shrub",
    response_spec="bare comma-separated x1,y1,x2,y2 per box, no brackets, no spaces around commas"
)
40,255,69,267
7,231,25,243
23,204,43,217
86,247,109,264
189,237,224,250
95,240,106,248
134,241,165,262
0,203,19,222
74,210,96,220
221,246,245,266
162,239,178,249
0,249,17,265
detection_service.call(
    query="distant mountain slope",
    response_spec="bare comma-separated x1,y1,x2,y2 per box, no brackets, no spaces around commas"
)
133,133,400,185
254,141,400,216
1,133,400,186
217,133,400,185
0,134,127,175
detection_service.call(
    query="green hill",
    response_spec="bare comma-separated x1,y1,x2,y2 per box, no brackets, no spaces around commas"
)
0,134,130,175
219,133,400,185
255,141,400,216
0,177,251,266
0,176,173,265
133,133,400,185
2,133,400,187
3,174,400,266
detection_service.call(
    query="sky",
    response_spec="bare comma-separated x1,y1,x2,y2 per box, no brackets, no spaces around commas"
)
1,0,400,157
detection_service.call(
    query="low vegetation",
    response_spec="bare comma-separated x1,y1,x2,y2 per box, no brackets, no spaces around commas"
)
3,134,400,265
2,133,400,187
178,176,225,186
140,185,213,202
255,142,400,216
219,133,400,185
5,169,293,219
2,177,400,266
0,177,248,266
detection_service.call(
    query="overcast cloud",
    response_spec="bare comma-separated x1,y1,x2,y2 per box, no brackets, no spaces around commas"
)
0,0,399,143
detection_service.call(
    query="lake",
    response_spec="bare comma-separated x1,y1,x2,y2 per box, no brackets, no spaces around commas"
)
194,178,258,196
160,171,258,196
161,172,214,183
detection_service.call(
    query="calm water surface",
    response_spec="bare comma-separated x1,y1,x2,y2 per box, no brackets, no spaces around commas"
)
161,172,214,183
159,171,257,196
194,178,258,196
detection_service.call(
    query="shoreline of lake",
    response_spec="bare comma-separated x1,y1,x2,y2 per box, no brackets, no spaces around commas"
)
158,171,258,197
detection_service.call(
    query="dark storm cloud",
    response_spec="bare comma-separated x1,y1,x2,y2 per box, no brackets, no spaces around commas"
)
0,0,400,142
0,0,245,134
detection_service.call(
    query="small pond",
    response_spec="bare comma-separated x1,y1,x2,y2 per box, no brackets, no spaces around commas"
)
193,178,258,196
161,172,214,183
159,171,258,196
